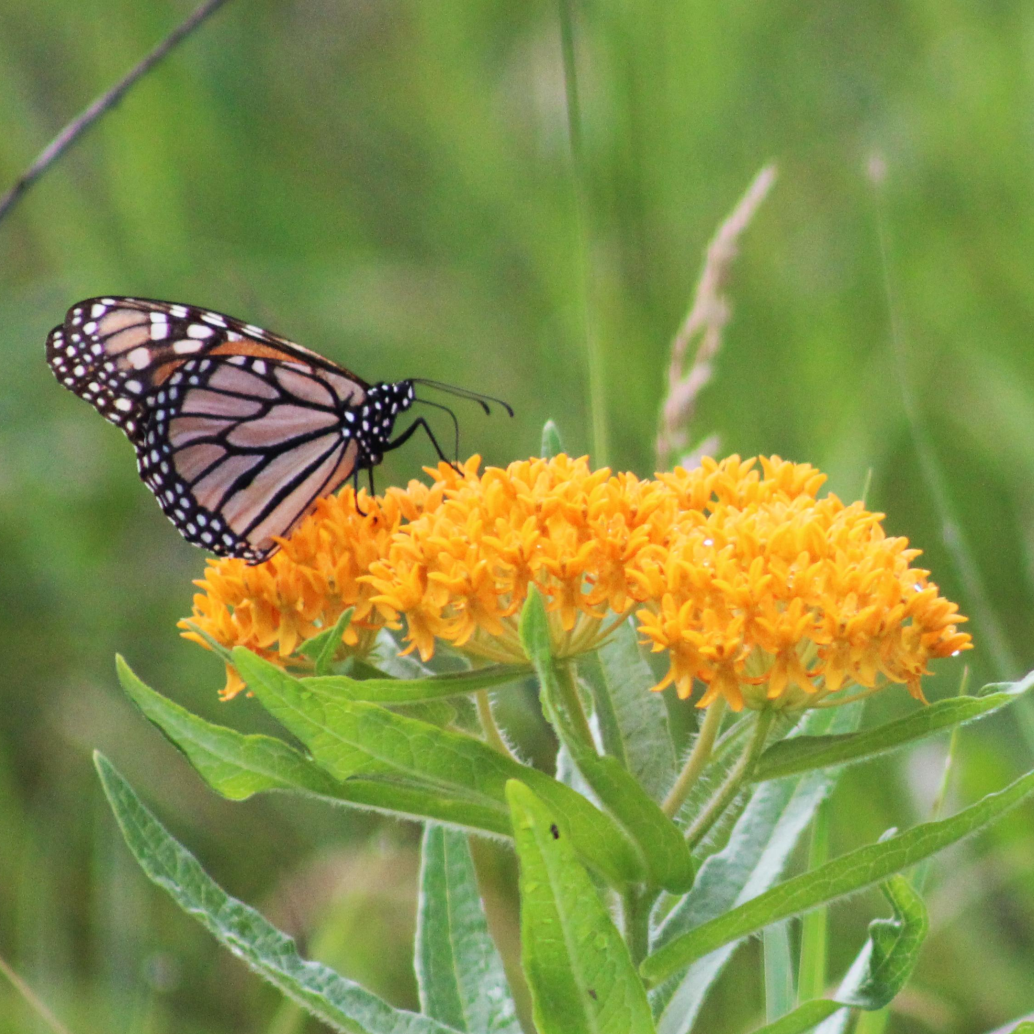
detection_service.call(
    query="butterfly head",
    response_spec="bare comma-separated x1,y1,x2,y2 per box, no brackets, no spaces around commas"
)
354,380,416,465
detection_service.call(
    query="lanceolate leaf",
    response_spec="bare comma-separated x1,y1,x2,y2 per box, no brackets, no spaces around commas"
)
589,618,678,803
541,419,564,459
641,765,1034,987
119,656,512,833
748,876,928,1034
95,754,462,1034
301,664,530,704
651,704,863,1034
518,590,693,893
416,825,521,1034
297,607,355,676
234,648,644,887
754,669,1034,782
506,780,657,1034
118,655,338,800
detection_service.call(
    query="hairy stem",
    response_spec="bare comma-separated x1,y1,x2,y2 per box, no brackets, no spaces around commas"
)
475,689,517,760
685,708,774,851
662,697,727,819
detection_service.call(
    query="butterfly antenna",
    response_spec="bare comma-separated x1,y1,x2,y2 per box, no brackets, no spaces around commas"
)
411,378,515,418
413,396,461,458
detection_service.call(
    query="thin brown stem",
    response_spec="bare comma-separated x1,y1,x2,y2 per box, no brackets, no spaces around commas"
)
0,953,74,1034
0,0,235,227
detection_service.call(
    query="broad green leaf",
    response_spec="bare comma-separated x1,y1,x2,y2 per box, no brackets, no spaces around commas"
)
235,648,644,887
297,607,355,675
301,664,529,704
416,825,520,1033
642,765,1034,987
541,419,564,459
94,754,461,1034
506,780,656,1034
519,590,694,893
118,656,510,833
651,704,863,1034
391,700,459,728
753,876,928,1034
588,618,678,802
755,669,1034,782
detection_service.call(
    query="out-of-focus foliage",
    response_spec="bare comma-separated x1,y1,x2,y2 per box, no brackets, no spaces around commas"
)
1,0,1034,1031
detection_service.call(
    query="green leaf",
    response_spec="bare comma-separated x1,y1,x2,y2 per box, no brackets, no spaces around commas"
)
642,764,1034,987
94,753,462,1034
519,590,694,893
837,875,928,1009
587,618,678,802
506,780,657,1034
755,669,1034,782
301,664,530,704
117,655,340,800
391,700,459,728
743,1000,842,1034
651,704,863,1034
541,419,564,459
750,876,928,1034
416,825,520,1033
235,648,645,887
297,607,355,676
118,656,510,832
763,922,795,1023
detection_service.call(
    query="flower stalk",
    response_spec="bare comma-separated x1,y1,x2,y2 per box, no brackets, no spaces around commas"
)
685,708,776,850
662,697,727,819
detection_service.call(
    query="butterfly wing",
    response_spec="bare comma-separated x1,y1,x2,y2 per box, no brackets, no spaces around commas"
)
46,298,371,562
45,297,369,446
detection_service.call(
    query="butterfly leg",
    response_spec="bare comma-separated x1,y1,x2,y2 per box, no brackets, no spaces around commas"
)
351,464,368,517
386,417,463,475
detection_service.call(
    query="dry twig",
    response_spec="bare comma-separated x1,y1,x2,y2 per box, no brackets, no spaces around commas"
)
0,0,234,228
656,164,778,469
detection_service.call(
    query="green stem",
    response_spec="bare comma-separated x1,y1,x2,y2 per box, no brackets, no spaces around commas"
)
914,665,970,893
662,698,726,818
475,689,517,760
797,796,830,1002
554,660,597,753
557,0,608,465
622,886,654,968
685,709,775,851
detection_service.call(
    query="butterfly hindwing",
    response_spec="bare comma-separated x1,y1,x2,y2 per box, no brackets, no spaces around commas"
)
137,353,364,561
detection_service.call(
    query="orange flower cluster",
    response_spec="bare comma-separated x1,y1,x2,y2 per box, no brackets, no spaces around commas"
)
182,454,971,710
634,456,971,710
180,485,425,697
364,454,675,663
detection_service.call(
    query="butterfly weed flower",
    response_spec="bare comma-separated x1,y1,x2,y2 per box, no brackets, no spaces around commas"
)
362,454,675,664
632,455,972,711
180,485,424,697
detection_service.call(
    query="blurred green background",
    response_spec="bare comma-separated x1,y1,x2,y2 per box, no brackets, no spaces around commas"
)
3,0,1034,1031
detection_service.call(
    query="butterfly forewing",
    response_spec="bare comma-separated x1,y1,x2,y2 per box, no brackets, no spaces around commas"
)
45,297,392,563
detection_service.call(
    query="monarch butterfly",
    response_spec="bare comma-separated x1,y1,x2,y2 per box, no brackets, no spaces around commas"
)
46,297,511,563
